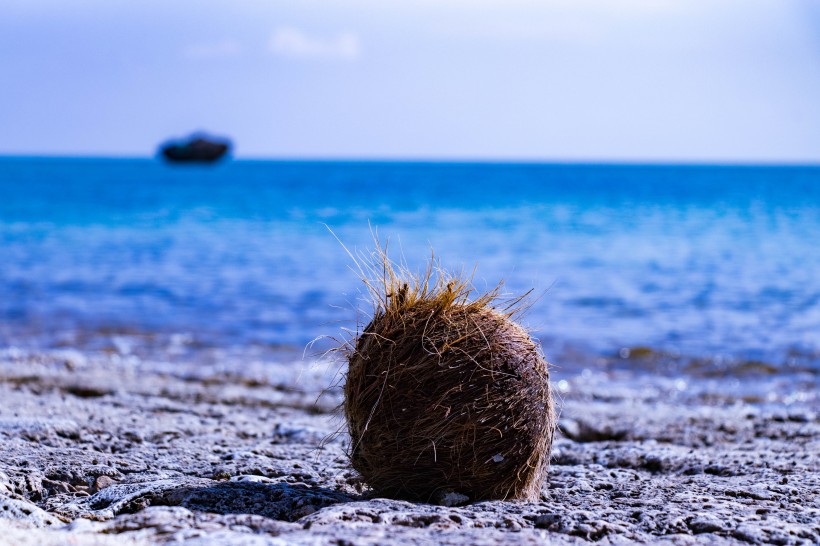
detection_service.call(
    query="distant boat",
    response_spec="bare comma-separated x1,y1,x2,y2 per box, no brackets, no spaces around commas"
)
159,133,231,163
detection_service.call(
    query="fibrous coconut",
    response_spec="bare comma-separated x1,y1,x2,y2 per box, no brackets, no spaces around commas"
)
343,247,555,503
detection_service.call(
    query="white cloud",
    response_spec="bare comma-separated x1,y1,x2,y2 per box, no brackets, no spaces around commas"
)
268,27,361,61
183,39,242,60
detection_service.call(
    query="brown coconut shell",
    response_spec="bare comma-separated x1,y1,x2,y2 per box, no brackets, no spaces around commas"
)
343,253,555,503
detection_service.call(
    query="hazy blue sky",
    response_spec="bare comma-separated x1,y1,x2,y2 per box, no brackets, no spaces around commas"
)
2,0,819,161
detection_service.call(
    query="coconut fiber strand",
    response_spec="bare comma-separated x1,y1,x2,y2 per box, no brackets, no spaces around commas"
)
344,252,555,503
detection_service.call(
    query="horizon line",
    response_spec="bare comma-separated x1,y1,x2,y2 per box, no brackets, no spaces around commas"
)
1,153,819,169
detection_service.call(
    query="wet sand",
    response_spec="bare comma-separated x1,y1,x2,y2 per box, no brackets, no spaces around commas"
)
0,346,817,545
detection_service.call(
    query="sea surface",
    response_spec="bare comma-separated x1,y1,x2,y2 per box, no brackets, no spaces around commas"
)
1,157,819,376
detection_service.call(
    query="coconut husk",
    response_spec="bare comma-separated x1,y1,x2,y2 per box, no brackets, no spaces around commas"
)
343,246,555,503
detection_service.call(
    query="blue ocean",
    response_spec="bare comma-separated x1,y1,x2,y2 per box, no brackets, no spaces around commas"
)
1,157,819,375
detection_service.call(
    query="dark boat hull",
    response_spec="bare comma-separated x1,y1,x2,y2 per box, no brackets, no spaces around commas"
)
160,137,230,163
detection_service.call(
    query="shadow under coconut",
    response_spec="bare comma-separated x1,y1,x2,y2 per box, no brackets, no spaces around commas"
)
148,481,358,521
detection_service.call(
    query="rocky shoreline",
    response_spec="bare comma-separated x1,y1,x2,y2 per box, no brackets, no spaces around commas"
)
0,346,817,545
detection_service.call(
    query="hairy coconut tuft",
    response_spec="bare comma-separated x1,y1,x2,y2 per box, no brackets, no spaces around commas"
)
343,245,555,503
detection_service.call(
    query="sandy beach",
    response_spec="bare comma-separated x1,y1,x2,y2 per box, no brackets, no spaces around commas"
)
0,344,816,545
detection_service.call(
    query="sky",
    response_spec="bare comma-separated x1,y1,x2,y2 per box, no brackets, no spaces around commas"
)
1,0,819,162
